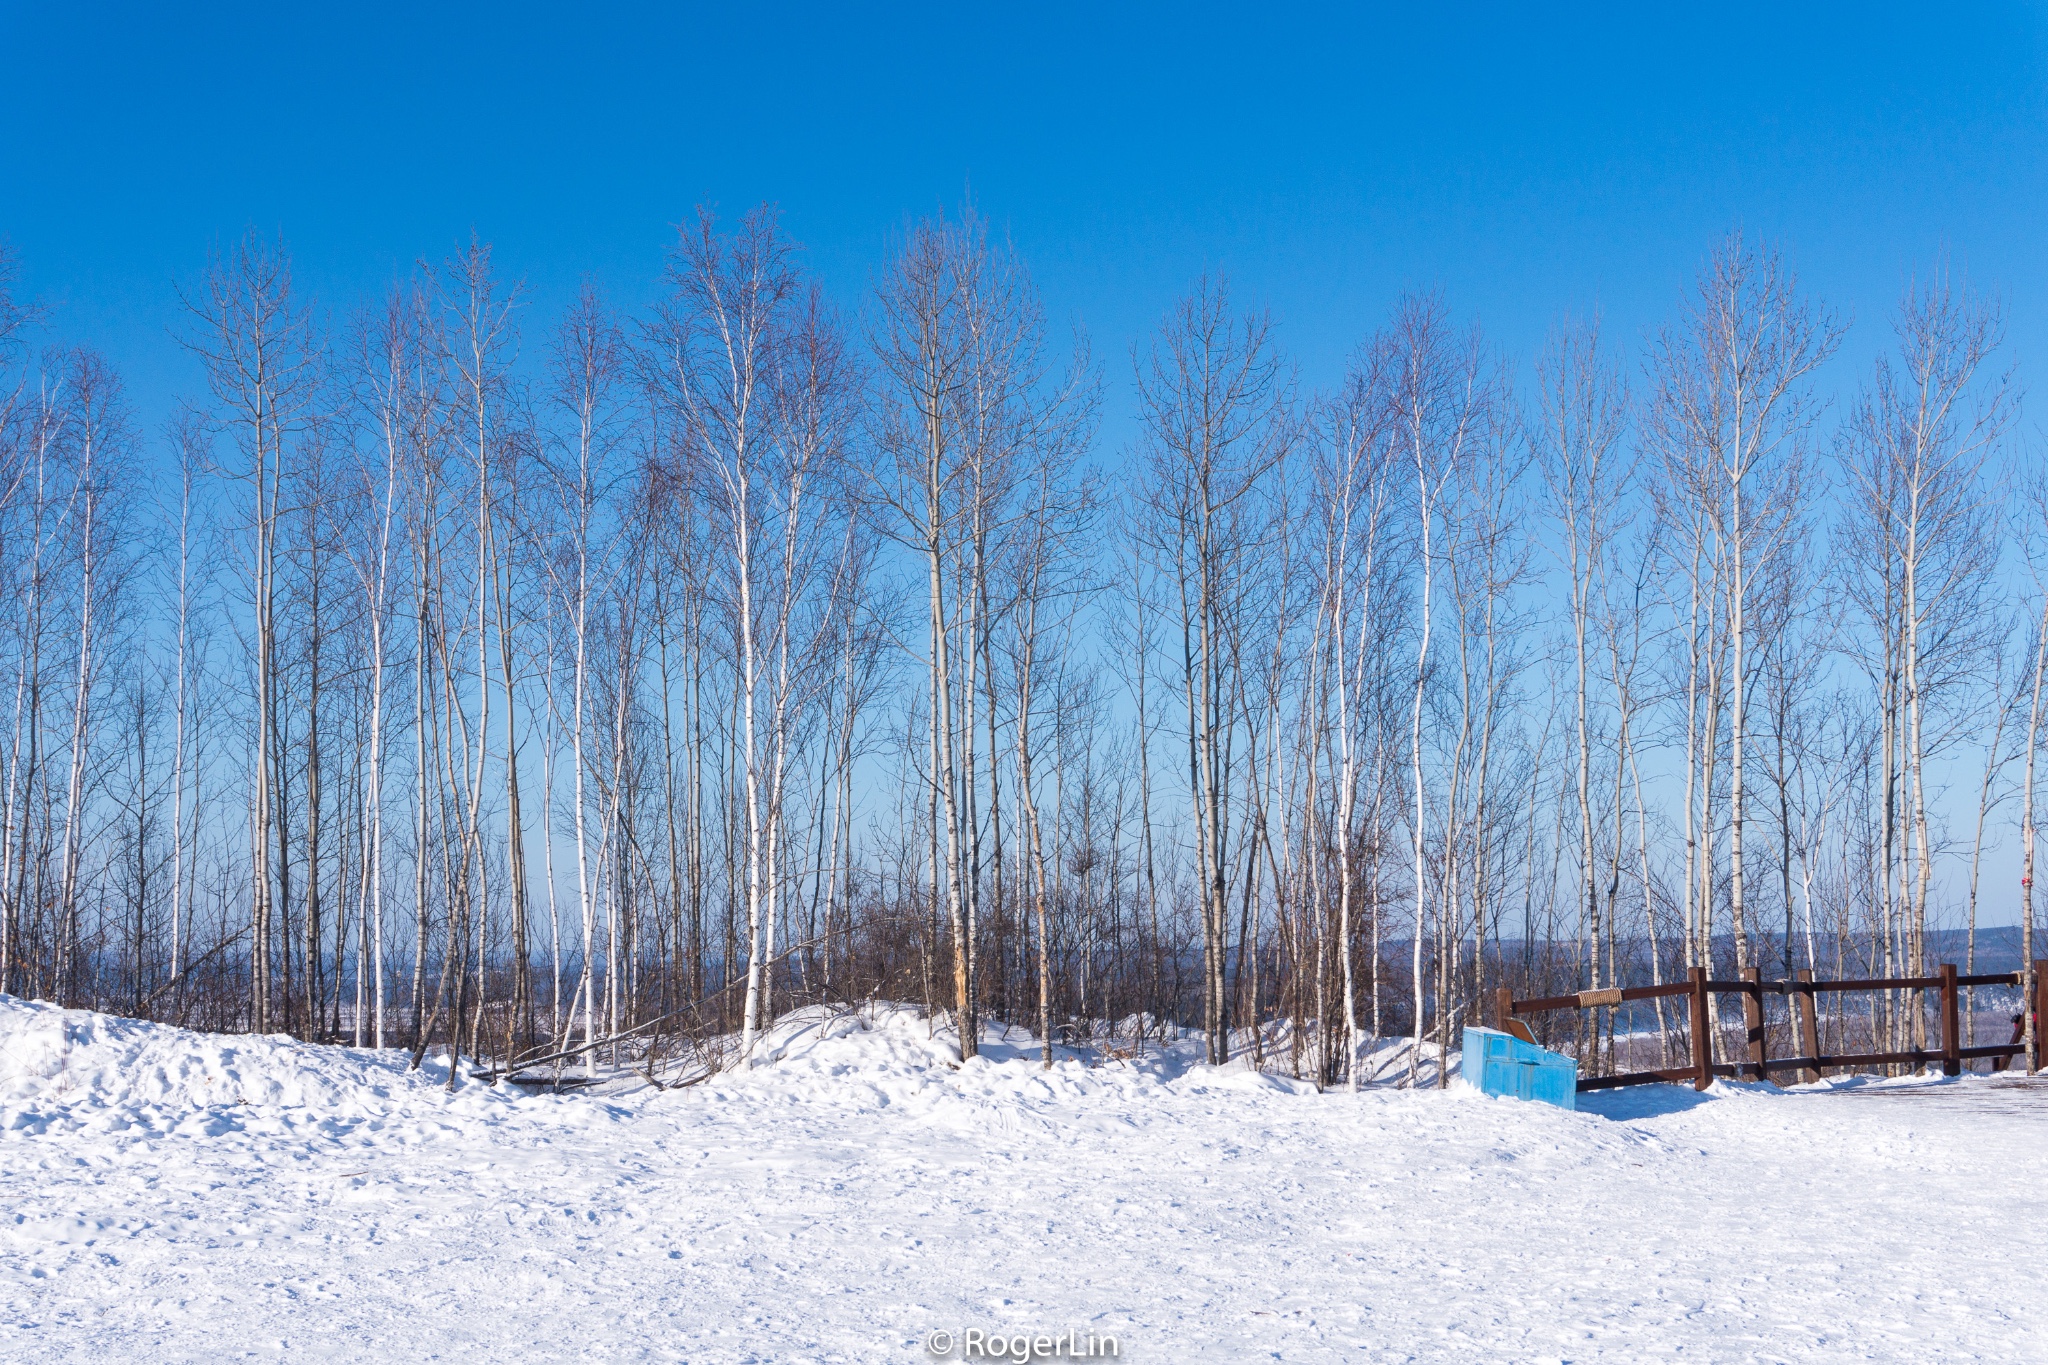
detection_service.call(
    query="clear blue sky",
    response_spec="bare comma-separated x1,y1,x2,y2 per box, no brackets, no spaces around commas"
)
6,3,2046,927
4,3,2047,445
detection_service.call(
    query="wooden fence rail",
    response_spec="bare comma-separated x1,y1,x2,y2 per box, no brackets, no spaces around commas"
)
1494,960,2048,1094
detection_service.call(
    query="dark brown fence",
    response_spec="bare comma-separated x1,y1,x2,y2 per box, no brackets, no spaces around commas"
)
1495,961,2048,1093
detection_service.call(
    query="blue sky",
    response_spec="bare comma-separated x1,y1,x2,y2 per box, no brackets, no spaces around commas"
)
6,3,2047,929
5,3,2047,444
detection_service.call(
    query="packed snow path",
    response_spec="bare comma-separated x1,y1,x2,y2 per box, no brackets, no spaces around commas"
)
3,996,2044,1363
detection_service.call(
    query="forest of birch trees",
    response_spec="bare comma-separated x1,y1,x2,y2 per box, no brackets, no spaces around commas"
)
0,212,2040,1084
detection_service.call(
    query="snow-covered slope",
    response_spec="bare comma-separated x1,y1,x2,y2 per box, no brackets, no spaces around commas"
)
3,994,2044,1363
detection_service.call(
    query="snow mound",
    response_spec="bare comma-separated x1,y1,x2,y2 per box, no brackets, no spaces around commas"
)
0,992,507,1136
0,993,1337,1145
699,1003,1327,1123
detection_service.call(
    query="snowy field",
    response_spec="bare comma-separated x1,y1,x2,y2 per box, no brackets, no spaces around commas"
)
3,993,2044,1363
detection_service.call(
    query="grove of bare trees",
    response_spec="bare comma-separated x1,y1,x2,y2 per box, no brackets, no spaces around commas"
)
1,219,2039,1084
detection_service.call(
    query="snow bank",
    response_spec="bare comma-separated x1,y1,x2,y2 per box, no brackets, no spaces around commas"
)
698,1003,1327,1116
0,993,1324,1143
0,993,509,1137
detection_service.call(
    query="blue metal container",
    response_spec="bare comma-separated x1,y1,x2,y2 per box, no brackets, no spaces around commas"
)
1461,1026,1578,1110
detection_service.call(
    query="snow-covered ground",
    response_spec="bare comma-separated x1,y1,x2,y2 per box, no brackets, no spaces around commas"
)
3,993,2043,1363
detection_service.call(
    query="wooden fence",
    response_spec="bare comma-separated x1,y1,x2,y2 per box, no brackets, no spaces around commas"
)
1495,960,2048,1093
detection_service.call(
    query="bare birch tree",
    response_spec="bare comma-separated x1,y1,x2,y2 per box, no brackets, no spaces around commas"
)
1132,276,1293,1065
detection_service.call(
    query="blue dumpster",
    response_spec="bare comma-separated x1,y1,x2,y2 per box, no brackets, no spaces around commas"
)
1461,1026,1577,1110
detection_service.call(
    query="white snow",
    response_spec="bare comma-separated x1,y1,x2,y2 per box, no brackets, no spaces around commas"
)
3,992,2044,1362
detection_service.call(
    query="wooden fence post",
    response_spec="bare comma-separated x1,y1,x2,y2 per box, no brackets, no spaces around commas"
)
1741,965,1767,1081
1495,986,1514,1034
1939,964,1961,1077
1690,966,1713,1091
1795,968,1821,1084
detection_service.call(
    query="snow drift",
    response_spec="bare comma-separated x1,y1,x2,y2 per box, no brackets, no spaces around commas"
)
0,992,510,1137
